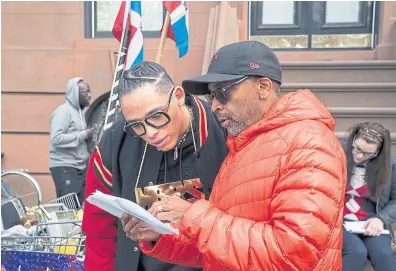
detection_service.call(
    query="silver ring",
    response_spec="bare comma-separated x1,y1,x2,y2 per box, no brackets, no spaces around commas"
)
157,204,163,212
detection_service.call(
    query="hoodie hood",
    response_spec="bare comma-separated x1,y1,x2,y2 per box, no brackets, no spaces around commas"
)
66,77,83,109
229,89,335,151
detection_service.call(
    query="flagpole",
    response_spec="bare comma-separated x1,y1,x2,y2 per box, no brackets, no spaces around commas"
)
155,11,171,64
103,1,131,131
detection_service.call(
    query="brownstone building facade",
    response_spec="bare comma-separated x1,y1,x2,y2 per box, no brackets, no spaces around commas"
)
2,1,396,201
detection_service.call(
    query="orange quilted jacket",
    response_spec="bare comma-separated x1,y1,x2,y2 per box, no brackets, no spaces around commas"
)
140,90,347,271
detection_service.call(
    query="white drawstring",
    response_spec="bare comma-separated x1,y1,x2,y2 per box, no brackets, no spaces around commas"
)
79,109,86,129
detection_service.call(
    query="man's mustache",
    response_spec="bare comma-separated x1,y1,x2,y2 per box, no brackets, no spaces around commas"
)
215,112,232,120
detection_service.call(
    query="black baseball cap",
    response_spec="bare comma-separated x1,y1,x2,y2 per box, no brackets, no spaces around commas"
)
182,41,282,95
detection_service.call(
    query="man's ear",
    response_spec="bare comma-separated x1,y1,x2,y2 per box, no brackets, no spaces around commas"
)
174,86,186,106
257,78,272,100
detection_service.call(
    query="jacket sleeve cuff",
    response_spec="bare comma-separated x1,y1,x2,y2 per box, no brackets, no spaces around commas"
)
139,235,174,255
180,199,213,237
78,130,88,142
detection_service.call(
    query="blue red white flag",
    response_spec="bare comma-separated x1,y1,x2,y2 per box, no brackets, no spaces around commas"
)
163,1,189,58
112,1,143,69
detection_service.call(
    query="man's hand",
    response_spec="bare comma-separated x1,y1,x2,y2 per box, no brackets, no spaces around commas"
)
120,213,160,242
364,217,384,236
85,128,94,139
152,195,192,223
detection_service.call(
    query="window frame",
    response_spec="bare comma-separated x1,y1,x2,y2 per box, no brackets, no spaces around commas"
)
84,1,165,39
311,1,373,35
249,1,379,51
251,1,309,36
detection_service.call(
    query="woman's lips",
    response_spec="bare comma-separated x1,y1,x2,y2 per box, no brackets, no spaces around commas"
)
152,136,168,148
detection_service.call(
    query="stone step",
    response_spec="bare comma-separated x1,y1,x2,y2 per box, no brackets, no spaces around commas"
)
330,107,396,133
281,61,396,83
281,83,396,107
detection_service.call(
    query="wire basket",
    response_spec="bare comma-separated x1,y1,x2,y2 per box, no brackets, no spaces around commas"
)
21,193,81,228
1,235,85,255
35,219,83,240
46,193,80,211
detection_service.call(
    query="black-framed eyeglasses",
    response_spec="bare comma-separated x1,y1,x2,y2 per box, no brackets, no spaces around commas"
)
206,76,249,105
352,140,378,159
123,88,175,137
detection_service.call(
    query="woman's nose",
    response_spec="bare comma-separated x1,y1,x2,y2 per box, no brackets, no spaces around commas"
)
145,125,158,138
356,152,364,159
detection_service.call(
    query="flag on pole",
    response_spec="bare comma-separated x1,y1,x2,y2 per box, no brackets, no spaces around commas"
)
104,1,143,131
162,1,189,58
112,1,144,69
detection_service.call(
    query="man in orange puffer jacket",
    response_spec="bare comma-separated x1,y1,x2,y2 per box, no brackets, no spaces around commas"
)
122,41,347,271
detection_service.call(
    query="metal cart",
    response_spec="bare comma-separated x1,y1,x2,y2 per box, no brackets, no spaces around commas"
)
1,193,86,271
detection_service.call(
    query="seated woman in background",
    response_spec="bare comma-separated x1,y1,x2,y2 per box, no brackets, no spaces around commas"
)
342,122,396,271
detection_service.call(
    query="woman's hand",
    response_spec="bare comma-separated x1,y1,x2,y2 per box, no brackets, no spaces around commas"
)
364,217,384,236
120,213,161,242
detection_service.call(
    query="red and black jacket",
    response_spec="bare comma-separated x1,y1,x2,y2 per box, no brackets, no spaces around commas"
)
82,95,228,271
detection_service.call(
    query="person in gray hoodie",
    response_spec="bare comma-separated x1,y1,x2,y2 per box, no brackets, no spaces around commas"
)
49,77,93,205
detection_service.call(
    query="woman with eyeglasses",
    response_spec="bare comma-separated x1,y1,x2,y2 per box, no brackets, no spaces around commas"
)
82,61,228,271
342,122,396,271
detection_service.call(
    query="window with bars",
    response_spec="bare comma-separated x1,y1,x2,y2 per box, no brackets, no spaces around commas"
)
249,1,378,50
84,1,165,39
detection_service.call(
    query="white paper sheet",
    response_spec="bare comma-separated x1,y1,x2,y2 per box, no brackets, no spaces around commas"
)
86,190,179,235
343,221,390,235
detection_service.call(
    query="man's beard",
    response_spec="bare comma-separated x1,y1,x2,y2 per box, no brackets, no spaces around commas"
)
215,102,264,137
215,112,248,137
227,120,248,136
79,96,90,108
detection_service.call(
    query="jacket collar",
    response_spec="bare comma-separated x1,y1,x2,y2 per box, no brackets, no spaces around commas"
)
188,95,209,149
